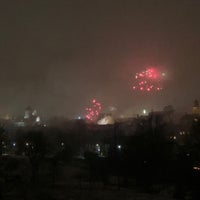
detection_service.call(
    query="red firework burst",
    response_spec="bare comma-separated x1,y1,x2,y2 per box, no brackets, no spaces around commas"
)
85,99,102,121
132,67,164,92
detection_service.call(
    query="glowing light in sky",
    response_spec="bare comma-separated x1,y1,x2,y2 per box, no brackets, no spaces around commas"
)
142,109,147,115
132,67,165,92
85,99,102,121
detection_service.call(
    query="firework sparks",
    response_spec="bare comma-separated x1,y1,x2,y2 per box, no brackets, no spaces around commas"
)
132,67,165,92
85,99,102,121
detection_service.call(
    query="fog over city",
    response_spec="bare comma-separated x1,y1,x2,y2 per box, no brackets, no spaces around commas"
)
0,0,199,117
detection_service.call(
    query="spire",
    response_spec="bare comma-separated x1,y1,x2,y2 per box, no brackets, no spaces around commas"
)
194,99,199,107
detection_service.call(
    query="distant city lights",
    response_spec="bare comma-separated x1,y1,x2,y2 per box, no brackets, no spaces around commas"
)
61,142,65,146
117,145,122,150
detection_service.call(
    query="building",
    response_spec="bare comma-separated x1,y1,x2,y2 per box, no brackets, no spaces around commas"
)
192,100,200,115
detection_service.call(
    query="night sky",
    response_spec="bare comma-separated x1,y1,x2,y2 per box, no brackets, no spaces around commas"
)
0,0,200,118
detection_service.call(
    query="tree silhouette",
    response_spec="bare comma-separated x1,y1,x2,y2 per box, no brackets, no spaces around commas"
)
0,126,5,155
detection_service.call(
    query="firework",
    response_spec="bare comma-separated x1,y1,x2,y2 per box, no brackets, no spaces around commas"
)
85,99,102,121
132,67,165,92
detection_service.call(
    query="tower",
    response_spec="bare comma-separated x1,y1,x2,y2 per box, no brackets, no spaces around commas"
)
192,100,200,115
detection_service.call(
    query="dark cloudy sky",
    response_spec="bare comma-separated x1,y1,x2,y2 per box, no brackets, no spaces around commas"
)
0,0,200,117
